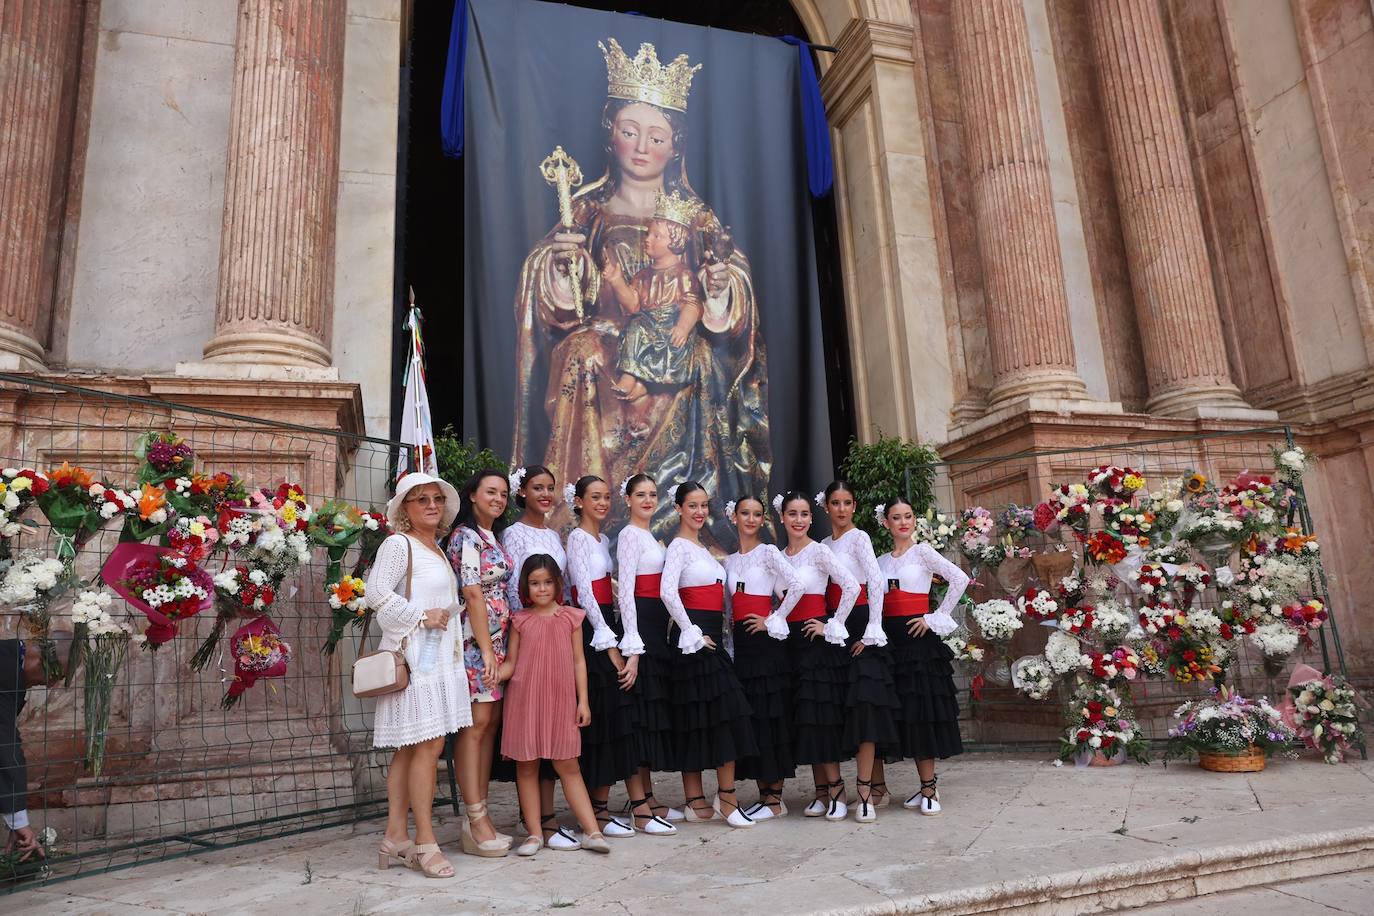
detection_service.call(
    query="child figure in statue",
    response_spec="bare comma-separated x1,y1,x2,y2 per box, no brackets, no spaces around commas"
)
601,190,705,439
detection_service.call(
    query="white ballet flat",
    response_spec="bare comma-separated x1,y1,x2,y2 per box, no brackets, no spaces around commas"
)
905,777,942,816
854,780,877,823
600,816,635,838
824,781,848,822
542,817,582,851
515,835,542,857
803,796,827,817
629,798,680,836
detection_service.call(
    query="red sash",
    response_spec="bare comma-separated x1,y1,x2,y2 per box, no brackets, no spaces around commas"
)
680,583,725,612
570,575,613,608
731,592,772,622
883,588,930,618
825,582,868,612
634,573,662,598
789,593,826,622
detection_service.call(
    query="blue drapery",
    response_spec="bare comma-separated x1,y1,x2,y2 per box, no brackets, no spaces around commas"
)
440,0,468,158
779,35,833,198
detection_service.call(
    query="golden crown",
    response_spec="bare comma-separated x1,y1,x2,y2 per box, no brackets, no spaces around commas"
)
652,190,703,227
599,37,701,113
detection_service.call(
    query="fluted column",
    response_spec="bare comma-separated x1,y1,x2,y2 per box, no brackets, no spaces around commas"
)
0,0,80,368
1087,0,1252,416
204,0,346,367
951,0,1088,407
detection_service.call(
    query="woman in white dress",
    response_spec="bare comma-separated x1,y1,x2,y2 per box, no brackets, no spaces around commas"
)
370,472,473,879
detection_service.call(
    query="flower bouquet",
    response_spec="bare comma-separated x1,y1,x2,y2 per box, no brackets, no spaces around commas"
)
1091,599,1133,643
1287,670,1363,764
970,598,1022,683
1045,483,1092,540
1084,530,1129,566
1044,628,1088,677
36,462,106,563
1272,445,1310,490
1012,655,1055,700
957,507,1006,569
322,574,367,655
349,510,390,579
1087,465,1145,500
1086,646,1140,685
1059,680,1148,766
1174,562,1212,607
998,505,1036,543
1249,621,1300,676
101,542,213,649
116,483,175,544
1133,563,1172,600
133,430,194,487
306,498,367,586
220,615,293,710
1166,687,1294,771
1058,603,1096,637
0,552,69,682
1280,599,1328,648
0,467,48,552
1017,586,1059,623
71,590,135,777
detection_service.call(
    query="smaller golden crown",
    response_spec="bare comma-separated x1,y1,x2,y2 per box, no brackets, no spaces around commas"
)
599,38,701,113
652,190,703,227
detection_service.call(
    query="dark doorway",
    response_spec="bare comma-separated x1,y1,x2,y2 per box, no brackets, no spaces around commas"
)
395,0,855,469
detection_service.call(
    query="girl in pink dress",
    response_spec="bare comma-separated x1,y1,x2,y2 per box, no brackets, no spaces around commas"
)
498,555,609,856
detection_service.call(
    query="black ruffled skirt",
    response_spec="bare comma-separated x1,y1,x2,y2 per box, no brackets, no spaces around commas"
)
732,620,794,783
841,605,901,758
787,616,849,765
884,616,964,760
579,606,642,788
632,595,678,772
670,608,758,772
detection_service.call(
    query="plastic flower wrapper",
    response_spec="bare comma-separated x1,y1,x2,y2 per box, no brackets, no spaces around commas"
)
220,614,292,710
322,574,367,656
101,542,212,649
306,499,367,586
36,462,106,564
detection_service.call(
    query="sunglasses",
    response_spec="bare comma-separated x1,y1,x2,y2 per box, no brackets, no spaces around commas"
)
405,495,447,507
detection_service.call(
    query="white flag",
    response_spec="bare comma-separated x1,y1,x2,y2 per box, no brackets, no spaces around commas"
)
399,306,437,477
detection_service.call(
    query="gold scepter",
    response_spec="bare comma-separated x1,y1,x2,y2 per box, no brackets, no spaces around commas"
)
540,146,590,320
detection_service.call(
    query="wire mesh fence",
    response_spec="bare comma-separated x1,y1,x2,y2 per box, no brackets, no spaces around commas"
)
0,374,1358,892
906,426,1354,751
0,373,409,890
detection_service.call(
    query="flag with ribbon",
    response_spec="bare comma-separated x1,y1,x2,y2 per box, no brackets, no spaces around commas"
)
399,298,438,478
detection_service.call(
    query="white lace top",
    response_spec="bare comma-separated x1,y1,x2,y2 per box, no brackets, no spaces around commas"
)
724,544,803,640
781,540,857,646
500,521,567,610
878,543,971,637
822,528,888,646
659,537,725,654
366,534,472,747
567,526,618,651
615,523,665,656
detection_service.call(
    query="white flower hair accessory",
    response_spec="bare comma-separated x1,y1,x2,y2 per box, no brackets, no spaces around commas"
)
619,475,633,498
668,483,682,504
563,483,577,506
508,466,528,493
873,503,886,524
814,490,825,507
771,494,784,514
724,499,737,517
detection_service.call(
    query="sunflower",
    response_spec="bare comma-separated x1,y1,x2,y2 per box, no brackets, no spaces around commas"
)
1184,472,1208,494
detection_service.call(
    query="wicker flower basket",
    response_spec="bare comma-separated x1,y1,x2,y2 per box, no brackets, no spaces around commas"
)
1198,744,1266,773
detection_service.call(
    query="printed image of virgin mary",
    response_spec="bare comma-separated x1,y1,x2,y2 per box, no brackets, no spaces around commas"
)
511,38,771,545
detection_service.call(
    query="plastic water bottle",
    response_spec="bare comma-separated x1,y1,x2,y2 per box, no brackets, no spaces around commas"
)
415,615,444,675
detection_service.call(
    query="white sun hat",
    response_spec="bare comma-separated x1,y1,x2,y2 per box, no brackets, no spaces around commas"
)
387,472,461,530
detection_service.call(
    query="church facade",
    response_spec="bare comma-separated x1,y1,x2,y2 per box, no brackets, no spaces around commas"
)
2,0,1372,674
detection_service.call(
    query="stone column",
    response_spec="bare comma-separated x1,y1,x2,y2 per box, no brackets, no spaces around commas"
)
203,0,346,367
951,0,1088,408
1086,0,1253,416
0,0,80,369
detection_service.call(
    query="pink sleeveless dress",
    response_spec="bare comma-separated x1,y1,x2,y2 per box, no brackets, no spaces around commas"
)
500,605,587,761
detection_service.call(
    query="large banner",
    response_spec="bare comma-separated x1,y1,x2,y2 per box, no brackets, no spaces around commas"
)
462,0,833,544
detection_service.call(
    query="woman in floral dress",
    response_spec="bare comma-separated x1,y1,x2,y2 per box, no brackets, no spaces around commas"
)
447,468,514,855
